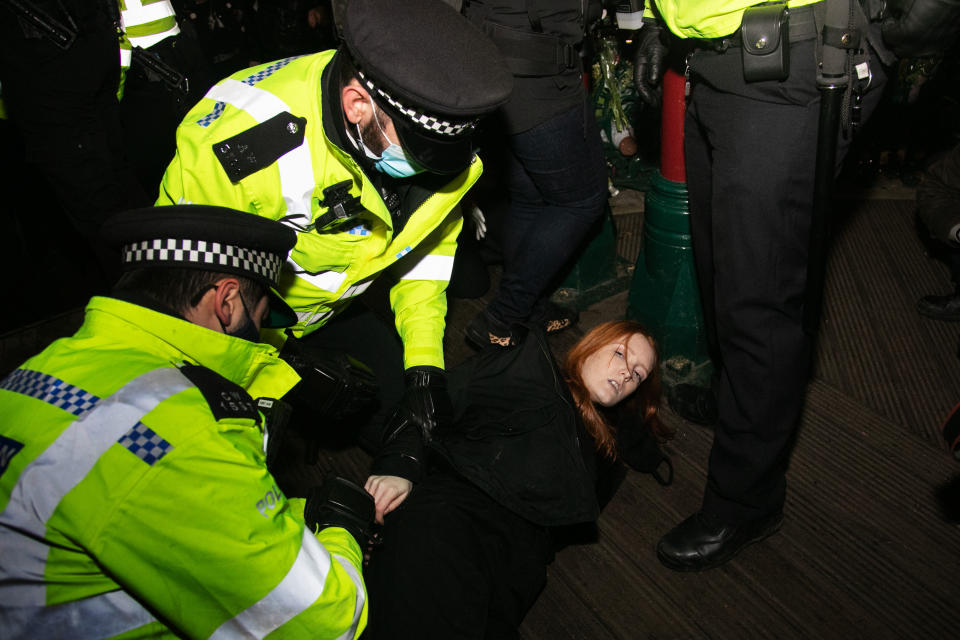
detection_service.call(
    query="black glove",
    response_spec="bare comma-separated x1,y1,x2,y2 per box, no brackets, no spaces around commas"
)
279,340,379,422
633,18,669,109
385,366,453,445
304,475,377,547
882,0,960,59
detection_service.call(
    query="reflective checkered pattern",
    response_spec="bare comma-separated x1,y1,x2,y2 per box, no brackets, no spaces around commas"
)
118,422,172,466
395,246,412,259
347,224,372,236
0,369,100,417
122,238,284,283
196,56,303,127
358,70,478,138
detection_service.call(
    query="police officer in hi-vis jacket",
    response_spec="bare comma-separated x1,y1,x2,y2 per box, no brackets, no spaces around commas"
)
0,205,377,637
156,0,513,522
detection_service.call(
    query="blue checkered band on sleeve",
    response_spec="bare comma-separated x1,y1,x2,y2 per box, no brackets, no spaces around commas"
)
357,70,478,138
121,238,284,283
0,369,100,417
197,56,303,128
118,422,173,466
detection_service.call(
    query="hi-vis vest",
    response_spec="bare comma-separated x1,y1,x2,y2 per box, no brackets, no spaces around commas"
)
157,50,480,369
118,0,180,72
0,297,367,639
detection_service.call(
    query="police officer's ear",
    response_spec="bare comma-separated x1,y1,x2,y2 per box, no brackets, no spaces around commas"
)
186,277,251,334
341,80,373,126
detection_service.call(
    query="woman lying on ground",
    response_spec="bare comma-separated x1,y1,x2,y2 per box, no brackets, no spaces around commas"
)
363,320,672,639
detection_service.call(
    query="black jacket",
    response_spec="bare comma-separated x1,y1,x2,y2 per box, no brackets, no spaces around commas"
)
434,328,600,527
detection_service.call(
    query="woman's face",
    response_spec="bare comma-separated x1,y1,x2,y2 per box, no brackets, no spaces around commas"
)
580,333,655,407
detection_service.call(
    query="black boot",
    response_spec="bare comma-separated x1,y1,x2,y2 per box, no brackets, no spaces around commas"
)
657,511,783,572
917,289,960,321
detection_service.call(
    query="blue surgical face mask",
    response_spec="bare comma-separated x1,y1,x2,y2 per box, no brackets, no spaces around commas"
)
358,100,426,179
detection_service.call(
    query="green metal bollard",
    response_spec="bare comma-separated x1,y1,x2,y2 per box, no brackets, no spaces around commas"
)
627,172,712,386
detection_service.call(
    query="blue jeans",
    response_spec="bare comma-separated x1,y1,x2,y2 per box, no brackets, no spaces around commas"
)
486,99,607,325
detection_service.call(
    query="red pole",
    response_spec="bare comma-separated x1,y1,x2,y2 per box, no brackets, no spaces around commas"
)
660,67,686,183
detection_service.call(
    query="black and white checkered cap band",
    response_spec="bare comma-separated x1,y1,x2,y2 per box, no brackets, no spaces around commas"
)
122,238,283,284
358,70,478,138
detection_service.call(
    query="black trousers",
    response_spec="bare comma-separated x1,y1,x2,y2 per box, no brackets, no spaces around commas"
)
684,38,886,522
0,0,148,279
364,470,551,640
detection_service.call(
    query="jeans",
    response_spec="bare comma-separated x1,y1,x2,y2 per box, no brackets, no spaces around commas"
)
486,99,607,325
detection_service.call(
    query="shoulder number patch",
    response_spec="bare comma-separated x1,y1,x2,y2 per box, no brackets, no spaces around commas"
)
179,364,258,422
212,111,307,183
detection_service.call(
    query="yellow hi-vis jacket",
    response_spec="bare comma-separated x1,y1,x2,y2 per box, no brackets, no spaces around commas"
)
157,50,481,369
647,0,821,39
0,297,367,639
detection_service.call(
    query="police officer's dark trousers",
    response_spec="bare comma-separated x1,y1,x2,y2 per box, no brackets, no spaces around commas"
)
683,36,885,523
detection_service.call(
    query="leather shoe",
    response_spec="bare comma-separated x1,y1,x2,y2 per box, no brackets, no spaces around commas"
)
667,383,718,426
657,511,783,572
917,291,960,321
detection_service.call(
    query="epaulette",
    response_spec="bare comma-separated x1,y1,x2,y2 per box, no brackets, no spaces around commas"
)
212,111,307,183
179,364,259,422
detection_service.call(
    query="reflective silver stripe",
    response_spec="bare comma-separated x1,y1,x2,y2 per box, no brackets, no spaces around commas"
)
397,254,454,281
119,47,132,67
0,590,157,640
0,367,192,610
121,0,177,27
340,281,372,299
127,27,179,49
332,555,365,640
204,79,314,217
210,528,352,638
288,264,348,293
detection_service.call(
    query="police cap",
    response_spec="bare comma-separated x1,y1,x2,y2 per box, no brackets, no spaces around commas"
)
102,205,298,328
341,0,513,175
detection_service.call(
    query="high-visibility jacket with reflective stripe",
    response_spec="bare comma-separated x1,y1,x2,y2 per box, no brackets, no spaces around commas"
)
157,50,479,369
118,0,180,72
647,0,821,39
0,297,367,639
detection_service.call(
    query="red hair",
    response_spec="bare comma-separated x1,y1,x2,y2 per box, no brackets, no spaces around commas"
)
563,321,667,458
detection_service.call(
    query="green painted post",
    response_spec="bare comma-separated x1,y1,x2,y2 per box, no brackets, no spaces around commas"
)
627,173,711,385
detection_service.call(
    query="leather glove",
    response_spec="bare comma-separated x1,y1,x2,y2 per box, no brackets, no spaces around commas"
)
881,0,960,59
279,340,379,422
385,366,453,445
304,475,377,547
633,18,669,109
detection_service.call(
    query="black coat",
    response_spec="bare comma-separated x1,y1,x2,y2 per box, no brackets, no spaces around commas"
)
435,328,600,527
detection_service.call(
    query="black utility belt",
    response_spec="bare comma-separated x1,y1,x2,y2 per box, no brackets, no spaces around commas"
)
694,1,823,82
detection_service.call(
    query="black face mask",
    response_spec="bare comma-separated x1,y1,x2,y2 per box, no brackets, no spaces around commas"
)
194,283,261,343
220,293,261,343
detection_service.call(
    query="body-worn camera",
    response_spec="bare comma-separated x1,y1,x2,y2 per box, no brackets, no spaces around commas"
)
313,180,364,232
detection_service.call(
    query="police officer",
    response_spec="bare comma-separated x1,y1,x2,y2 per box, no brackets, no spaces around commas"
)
0,205,375,637
156,0,513,521
633,0,893,571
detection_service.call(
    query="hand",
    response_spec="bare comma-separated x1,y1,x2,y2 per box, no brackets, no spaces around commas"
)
633,19,668,109
881,0,960,59
365,474,413,524
466,203,487,240
387,366,453,444
304,475,376,547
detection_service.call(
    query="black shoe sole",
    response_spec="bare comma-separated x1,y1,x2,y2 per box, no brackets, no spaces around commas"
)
656,515,783,573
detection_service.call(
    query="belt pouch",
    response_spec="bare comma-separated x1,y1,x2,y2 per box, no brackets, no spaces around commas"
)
741,2,790,82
